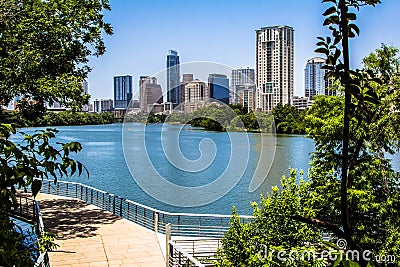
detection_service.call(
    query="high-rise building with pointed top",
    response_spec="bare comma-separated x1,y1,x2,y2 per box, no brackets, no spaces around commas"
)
256,25,294,112
166,50,180,105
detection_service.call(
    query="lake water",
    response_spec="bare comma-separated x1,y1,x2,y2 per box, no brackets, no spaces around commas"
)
16,123,316,215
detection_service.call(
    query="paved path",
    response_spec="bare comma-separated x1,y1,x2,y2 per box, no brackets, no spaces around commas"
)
35,193,165,267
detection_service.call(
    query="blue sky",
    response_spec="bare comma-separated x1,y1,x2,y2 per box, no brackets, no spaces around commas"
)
87,0,400,100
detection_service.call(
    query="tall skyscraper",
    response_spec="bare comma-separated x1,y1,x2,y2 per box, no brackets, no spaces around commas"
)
166,50,180,104
231,68,255,104
114,75,133,109
139,76,162,112
256,25,294,112
208,74,229,104
305,57,334,99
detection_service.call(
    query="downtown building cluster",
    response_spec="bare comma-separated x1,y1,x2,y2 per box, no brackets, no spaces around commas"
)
88,25,335,115
2,25,335,114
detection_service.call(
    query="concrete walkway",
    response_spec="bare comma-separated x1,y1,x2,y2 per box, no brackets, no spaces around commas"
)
35,193,165,267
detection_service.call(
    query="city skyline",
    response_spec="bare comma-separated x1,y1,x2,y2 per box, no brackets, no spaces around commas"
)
87,0,400,100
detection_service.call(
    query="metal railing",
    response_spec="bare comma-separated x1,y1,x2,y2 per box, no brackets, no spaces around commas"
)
38,179,252,238
173,239,222,266
10,194,50,267
168,240,206,267
36,179,253,267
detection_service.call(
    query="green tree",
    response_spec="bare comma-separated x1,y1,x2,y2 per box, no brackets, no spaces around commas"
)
217,171,325,267
0,0,112,116
218,46,400,266
271,103,306,134
0,0,112,265
217,1,400,266
305,44,400,260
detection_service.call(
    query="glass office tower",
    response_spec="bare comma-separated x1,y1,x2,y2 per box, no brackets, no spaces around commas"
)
166,50,180,104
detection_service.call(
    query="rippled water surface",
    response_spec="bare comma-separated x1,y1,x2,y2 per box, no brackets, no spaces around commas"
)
17,123,317,215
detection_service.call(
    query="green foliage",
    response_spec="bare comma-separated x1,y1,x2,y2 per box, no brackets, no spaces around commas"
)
182,104,275,132
0,0,112,116
0,123,88,265
219,0,400,263
0,124,87,210
272,103,306,134
165,112,191,124
146,112,167,123
218,45,400,266
1,110,115,127
0,214,33,267
125,112,179,124
189,104,237,131
38,232,59,253
0,0,112,264
126,103,301,133
306,45,400,260
217,171,324,267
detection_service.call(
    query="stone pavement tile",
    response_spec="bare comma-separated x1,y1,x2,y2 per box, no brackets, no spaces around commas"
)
36,193,165,267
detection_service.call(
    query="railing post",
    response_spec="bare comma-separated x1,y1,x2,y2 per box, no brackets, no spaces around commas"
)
135,205,138,223
66,183,68,196
113,195,116,214
154,212,158,233
178,215,181,235
119,198,123,217
166,223,172,267
33,200,36,225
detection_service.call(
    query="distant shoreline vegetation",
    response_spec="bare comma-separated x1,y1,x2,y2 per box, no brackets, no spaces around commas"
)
2,102,308,133
0,110,114,127
125,103,307,134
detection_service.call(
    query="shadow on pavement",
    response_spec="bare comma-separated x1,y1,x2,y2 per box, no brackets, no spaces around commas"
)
38,198,120,239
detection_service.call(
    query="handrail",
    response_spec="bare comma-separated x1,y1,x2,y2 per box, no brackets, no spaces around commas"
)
168,240,206,267
40,179,250,218
10,194,50,267
173,238,222,262
37,179,252,238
